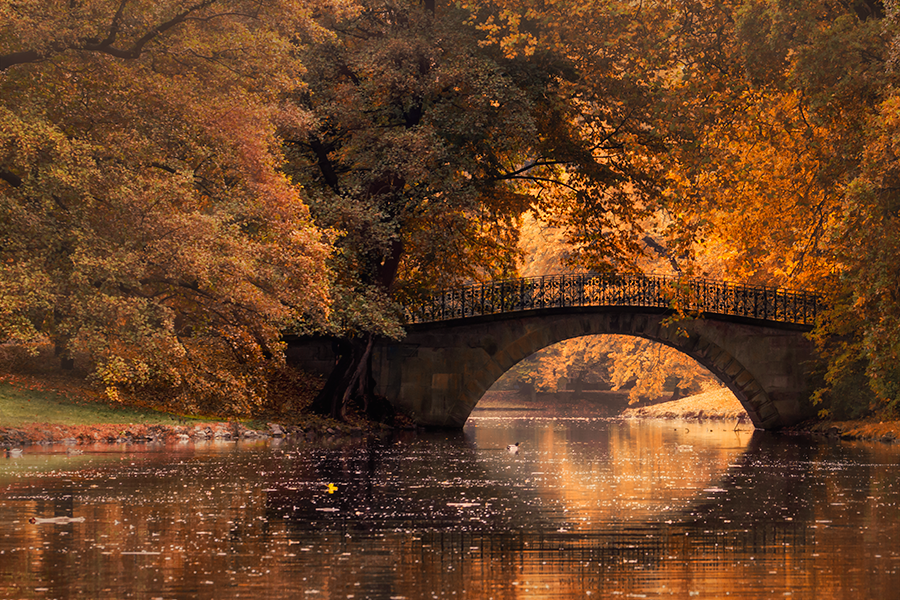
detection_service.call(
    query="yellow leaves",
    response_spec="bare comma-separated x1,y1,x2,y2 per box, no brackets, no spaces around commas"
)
105,386,122,404
476,8,540,58
1,0,334,415
664,84,842,287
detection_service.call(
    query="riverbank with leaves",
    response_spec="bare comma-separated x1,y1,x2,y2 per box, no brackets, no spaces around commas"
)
0,370,407,450
621,388,751,422
623,388,900,444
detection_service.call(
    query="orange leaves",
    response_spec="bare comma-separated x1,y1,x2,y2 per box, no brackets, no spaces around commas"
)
0,0,334,414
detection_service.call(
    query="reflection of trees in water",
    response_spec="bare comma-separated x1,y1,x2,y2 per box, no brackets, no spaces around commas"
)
4,427,900,598
266,429,566,533
466,420,754,529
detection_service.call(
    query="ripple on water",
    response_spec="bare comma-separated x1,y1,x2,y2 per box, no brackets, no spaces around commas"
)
2,419,900,598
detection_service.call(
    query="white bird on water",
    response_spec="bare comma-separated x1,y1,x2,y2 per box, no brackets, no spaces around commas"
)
507,442,520,454
6,448,23,458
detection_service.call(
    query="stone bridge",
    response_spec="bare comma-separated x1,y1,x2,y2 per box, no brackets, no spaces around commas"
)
293,274,823,430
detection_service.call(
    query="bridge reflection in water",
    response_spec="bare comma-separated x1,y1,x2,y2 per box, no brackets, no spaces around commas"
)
367,274,823,430
3,419,899,599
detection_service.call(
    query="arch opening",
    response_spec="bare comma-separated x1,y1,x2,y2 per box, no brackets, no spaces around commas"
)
474,333,745,421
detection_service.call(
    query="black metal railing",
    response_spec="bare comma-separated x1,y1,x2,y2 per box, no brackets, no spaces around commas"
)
405,273,822,326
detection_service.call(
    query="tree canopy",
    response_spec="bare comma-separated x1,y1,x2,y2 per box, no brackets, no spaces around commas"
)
648,0,900,416
284,0,682,417
0,0,333,413
4,0,900,421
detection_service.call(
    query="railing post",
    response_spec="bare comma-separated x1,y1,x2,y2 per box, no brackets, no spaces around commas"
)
579,273,584,306
520,277,525,311
560,274,565,308
480,282,485,316
540,276,545,309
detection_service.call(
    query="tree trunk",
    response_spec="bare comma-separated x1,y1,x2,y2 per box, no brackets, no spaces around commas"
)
53,340,74,371
311,339,354,419
311,334,394,422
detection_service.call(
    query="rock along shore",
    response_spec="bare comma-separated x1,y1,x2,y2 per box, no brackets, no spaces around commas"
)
0,420,394,449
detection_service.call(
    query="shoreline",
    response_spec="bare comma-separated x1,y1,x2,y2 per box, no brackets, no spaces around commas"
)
5,379,900,448
621,388,900,445
620,388,750,422
0,419,405,449
1,371,411,449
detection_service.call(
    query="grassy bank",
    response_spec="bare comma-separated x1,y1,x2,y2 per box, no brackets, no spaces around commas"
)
0,371,365,448
0,374,231,447
0,379,195,428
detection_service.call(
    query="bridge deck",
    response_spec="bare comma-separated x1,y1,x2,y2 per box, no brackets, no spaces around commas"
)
406,273,822,327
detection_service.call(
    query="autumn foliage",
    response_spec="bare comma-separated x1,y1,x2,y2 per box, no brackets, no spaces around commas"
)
2,0,900,422
0,1,332,414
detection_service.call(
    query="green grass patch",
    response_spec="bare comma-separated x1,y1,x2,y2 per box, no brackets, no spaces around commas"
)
0,382,205,428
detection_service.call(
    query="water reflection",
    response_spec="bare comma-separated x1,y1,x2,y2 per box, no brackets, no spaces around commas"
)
1,418,899,598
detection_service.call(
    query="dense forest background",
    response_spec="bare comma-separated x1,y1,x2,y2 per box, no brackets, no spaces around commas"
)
1,0,898,421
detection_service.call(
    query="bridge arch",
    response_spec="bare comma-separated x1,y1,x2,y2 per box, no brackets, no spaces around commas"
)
288,274,821,430
371,307,816,429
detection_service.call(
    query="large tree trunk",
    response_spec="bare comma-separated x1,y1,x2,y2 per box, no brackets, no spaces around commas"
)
311,339,354,419
311,215,406,422
311,333,394,422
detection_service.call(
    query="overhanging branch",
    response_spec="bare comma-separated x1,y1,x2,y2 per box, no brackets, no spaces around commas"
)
0,0,220,71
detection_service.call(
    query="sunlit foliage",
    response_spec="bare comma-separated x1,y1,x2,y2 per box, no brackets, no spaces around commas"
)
504,215,722,403
5,0,900,422
651,0,900,416
287,0,678,417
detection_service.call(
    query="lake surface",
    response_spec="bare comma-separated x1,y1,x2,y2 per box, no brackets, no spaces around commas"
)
2,413,900,599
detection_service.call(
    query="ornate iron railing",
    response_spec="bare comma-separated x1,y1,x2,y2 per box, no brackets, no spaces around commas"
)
405,273,822,327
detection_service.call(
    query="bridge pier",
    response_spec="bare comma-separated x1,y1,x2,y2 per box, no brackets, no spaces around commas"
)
368,310,817,429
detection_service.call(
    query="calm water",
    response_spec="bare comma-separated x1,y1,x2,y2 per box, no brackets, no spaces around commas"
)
1,415,900,599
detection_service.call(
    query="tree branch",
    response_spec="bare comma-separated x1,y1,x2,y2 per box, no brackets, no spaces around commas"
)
0,49,42,71
0,168,23,188
0,0,220,71
492,159,572,180
308,136,342,194
96,0,130,49
82,0,220,59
